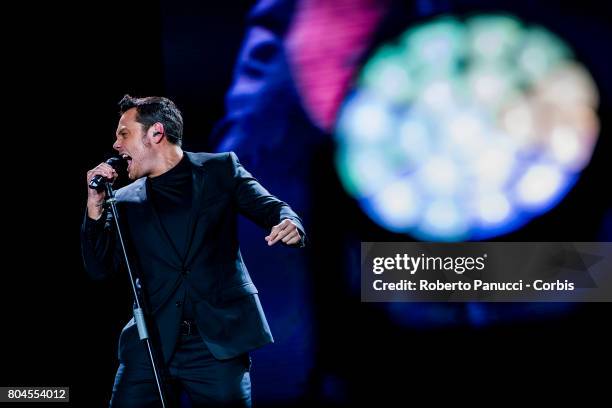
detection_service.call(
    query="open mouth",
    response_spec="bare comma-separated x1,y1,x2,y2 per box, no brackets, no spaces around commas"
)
121,154,133,169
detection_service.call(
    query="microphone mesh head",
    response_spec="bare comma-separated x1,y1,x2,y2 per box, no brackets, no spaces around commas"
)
107,156,127,172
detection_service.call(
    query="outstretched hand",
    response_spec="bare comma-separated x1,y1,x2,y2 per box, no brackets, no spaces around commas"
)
265,219,302,246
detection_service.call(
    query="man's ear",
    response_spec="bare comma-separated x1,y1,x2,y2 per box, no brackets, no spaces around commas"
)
151,122,165,143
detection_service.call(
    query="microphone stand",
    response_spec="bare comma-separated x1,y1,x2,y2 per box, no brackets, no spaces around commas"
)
104,181,170,408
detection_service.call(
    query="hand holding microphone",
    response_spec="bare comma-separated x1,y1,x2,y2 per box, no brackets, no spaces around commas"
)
86,157,124,220
88,157,125,190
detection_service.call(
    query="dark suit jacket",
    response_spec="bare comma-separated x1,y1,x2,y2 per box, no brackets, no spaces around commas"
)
81,151,305,363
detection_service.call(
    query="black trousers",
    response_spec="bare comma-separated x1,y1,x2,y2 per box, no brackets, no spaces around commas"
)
110,329,252,408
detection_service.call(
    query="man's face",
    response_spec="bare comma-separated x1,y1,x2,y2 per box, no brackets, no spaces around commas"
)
113,108,154,179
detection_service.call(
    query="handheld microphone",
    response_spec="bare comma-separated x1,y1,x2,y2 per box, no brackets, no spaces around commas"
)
89,157,126,191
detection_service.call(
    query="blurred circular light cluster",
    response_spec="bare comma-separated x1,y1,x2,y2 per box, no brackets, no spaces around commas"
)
335,13,600,240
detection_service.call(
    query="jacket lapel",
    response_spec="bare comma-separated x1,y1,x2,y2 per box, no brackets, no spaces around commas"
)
183,153,207,266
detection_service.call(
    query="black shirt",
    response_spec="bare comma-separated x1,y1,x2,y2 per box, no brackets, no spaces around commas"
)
147,154,196,319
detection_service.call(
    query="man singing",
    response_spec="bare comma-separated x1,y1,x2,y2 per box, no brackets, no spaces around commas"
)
81,95,305,407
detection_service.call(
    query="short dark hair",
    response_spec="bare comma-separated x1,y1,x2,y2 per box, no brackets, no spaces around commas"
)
118,94,184,146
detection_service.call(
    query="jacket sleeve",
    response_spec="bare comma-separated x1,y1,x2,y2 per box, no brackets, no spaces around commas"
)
228,151,306,248
80,209,123,280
